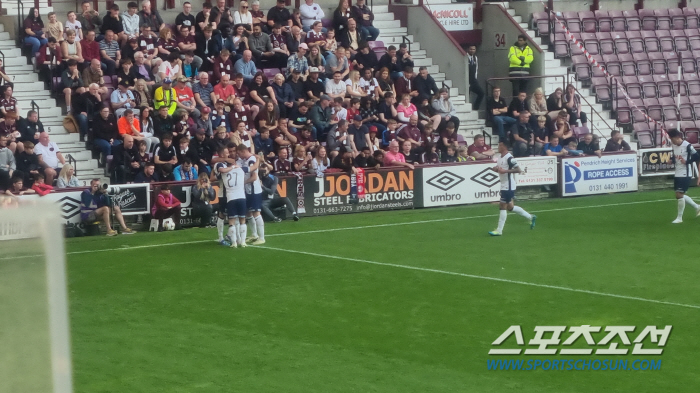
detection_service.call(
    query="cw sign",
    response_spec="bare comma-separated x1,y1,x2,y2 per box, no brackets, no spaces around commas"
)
488,325,672,355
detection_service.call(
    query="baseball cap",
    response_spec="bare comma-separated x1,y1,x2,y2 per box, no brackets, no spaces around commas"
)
369,125,378,132
320,94,331,101
292,68,301,74
309,67,320,73
202,106,211,114
163,77,172,84
353,115,362,122
298,43,309,50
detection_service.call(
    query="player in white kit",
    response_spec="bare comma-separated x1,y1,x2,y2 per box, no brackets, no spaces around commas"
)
489,141,536,236
668,129,700,223
218,159,249,247
236,144,266,245
212,146,238,246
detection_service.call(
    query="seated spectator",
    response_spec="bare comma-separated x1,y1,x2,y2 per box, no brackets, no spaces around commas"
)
24,7,49,58
353,146,375,169
325,71,346,100
417,98,442,131
227,25,249,58
396,94,418,124
352,0,379,39
400,140,417,164
359,68,381,101
414,66,438,104
544,136,568,156
34,132,65,185
158,27,179,61
419,143,440,165
325,46,349,79
333,0,352,32
552,117,575,146
345,70,367,100
193,72,215,111
212,49,234,86
61,59,85,113
381,118,399,147
564,84,588,127
80,30,99,69
360,97,384,133
397,43,414,70
122,2,140,40
396,114,422,149
111,81,138,118
438,121,458,155
250,0,267,28
173,158,199,181
326,120,351,158
353,43,378,76
151,184,182,230
82,59,108,99
102,5,126,45
154,135,178,180
77,1,102,40
287,26,305,54
395,66,418,101
136,139,150,163
260,166,299,222
604,130,631,152
433,87,459,130
487,86,515,142
80,179,134,235
309,95,337,141
272,147,292,174
384,140,414,169
4,176,34,196
134,161,161,183
306,21,327,49
117,59,136,88
17,111,43,146
111,134,142,183
379,46,402,79
331,97,347,121
154,78,179,116
456,146,473,162
65,11,84,42
0,135,16,189
566,140,585,156
339,19,367,58
529,88,548,128
577,133,602,157
173,110,193,144
272,74,296,118
132,52,156,84
532,115,548,155
213,74,236,106
175,75,200,118
121,37,140,63
92,106,122,161
348,115,370,156
229,98,257,132
132,80,152,108
234,50,257,83
324,28,338,56
15,141,41,185
153,105,175,139
37,38,62,83
157,52,182,83
0,86,19,119
118,109,158,152
211,99,230,132
270,22,291,55
257,100,279,131
287,43,309,78
195,107,214,137
99,30,121,75
31,173,54,196
0,113,21,154
331,149,357,173
441,145,457,163
61,29,84,65
191,175,216,227
305,67,326,102
248,23,279,67
139,0,165,33
254,127,275,160
546,87,565,120
510,111,533,157
233,1,254,31
297,125,319,154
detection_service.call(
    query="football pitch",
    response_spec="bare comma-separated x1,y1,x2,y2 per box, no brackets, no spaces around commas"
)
65,189,700,393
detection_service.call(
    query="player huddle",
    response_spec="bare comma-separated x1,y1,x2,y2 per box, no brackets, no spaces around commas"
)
212,144,266,248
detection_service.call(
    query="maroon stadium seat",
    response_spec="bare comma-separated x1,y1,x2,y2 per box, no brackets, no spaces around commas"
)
645,98,663,121
649,52,667,75
670,8,687,30
624,10,642,31
655,75,674,98
659,97,679,121
623,75,643,99
582,33,600,55
572,55,592,81
687,30,700,50
597,32,615,55
573,125,590,139
627,31,645,53
670,74,689,96
564,11,582,33
679,98,695,120
638,75,655,97
616,102,632,126
533,12,551,36
639,9,657,31
684,129,700,149
672,30,690,52
680,51,697,73
596,10,612,32
634,128,655,148
618,53,636,76
634,52,653,76
631,99,649,123
665,51,680,74
604,54,622,76
580,11,597,33
554,33,570,58
591,55,607,78
657,30,675,52
568,33,584,56
592,77,612,101
642,31,661,52
614,32,631,54
686,74,700,96
680,120,696,131
684,7,699,29
654,9,672,30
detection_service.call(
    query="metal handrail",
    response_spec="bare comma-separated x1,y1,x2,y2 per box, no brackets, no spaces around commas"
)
573,85,612,144
30,99,40,120
401,35,411,55
16,0,25,47
67,154,77,175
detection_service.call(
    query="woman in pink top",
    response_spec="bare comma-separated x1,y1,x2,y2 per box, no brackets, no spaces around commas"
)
383,140,414,169
396,94,417,123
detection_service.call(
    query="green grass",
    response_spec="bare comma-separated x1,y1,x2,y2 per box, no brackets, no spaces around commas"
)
66,190,700,392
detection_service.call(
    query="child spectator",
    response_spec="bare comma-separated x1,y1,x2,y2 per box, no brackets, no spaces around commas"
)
420,143,440,164
456,146,474,162
31,173,53,196
16,141,41,186
5,176,35,196
442,145,457,163
381,119,399,147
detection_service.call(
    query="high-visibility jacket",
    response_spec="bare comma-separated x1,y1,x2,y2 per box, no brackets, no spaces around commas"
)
508,44,534,77
154,87,178,116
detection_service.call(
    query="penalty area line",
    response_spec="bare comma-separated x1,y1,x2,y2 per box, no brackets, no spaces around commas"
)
258,245,700,311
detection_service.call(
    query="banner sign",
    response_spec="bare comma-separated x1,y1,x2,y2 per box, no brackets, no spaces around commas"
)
516,156,558,186
427,4,474,31
16,189,86,234
419,162,501,207
561,153,638,197
639,148,675,176
304,169,414,215
107,183,150,215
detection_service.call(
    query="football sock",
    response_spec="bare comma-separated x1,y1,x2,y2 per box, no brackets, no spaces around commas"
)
677,198,686,219
232,221,240,245
512,206,532,221
684,195,698,210
238,221,247,245
217,218,224,241
255,215,265,241
247,217,257,237
227,225,235,243
496,210,507,232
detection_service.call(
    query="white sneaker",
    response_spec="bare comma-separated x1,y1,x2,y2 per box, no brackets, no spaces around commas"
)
695,207,700,217
251,239,266,245
672,218,683,224
245,236,258,243
239,242,247,248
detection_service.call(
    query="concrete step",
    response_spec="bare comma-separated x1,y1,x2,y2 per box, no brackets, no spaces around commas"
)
0,47,22,57
6,73,39,83
35,107,62,118
18,99,57,110
50,133,80,145
371,5,390,13
376,27,408,36
3,55,31,67
374,12,396,21
14,88,51,98
374,20,402,29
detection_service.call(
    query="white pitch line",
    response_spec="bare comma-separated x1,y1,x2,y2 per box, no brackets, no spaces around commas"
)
258,245,700,311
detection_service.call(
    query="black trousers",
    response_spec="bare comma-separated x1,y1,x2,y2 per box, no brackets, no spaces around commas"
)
469,81,485,111
192,204,214,227
262,197,296,220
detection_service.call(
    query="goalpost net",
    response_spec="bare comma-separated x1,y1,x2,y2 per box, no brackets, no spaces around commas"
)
0,199,73,393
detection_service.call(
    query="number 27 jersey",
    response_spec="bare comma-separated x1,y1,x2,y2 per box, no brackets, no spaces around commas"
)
223,167,247,200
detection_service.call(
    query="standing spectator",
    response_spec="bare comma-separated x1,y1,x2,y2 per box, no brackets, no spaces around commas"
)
151,184,182,230
352,0,378,41
309,95,337,141
46,12,64,43
111,81,138,118
564,83,588,127
24,8,48,59
191,175,216,227
92,106,122,161
80,179,134,236
432,88,459,132
102,5,126,45
333,0,353,33
268,0,293,32
176,2,196,36
65,11,83,42
466,45,484,111
138,0,165,33
510,111,533,157
34,132,65,185
300,0,325,32
508,35,534,95
61,59,85,113
604,130,631,152
111,134,142,183
122,2,140,40
99,30,121,76
57,164,80,188
77,1,102,41
487,86,515,142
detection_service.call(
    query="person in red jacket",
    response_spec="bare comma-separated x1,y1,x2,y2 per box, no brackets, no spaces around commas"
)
30,173,53,196
151,183,181,230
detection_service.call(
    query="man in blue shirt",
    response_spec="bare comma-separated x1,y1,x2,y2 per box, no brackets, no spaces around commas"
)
544,136,568,157
80,179,135,235
233,50,257,83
